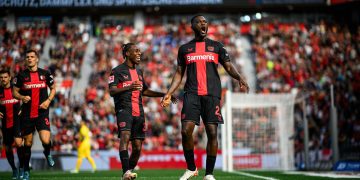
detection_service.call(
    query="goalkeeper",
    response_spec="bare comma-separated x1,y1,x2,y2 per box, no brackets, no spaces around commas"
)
71,120,96,173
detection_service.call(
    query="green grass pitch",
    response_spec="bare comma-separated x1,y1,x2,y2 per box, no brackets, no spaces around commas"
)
0,169,359,179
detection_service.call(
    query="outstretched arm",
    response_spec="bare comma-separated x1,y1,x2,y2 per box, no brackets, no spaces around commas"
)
143,89,178,103
223,61,249,93
161,65,185,107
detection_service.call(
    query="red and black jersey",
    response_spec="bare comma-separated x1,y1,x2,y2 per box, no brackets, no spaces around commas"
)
13,68,54,118
0,85,20,129
177,38,230,98
108,63,148,117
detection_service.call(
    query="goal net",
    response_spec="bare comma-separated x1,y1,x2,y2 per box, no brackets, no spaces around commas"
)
221,91,296,171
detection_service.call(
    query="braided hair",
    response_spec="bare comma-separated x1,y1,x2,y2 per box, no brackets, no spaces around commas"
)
122,43,135,59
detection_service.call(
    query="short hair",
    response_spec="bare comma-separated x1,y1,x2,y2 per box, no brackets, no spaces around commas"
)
26,49,39,58
191,14,205,24
0,68,10,75
122,43,135,59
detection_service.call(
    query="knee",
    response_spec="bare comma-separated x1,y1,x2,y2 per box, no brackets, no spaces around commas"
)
181,129,192,139
206,130,218,142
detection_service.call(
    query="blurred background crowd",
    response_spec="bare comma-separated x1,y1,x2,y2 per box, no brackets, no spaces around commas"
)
0,4,359,170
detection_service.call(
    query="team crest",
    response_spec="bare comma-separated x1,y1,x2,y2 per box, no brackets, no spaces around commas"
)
207,46,214,51
123,75,129,79
119,122,126,128
24,77,29,81
187,48,193,52
139,76,143,81
40,75,45,80
108,75,114,83
181,113,186,120
13,77,17,84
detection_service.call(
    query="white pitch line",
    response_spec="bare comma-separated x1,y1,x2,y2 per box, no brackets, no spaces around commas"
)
231,171,279,180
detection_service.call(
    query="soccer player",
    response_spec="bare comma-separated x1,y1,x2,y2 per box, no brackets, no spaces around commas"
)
0,69,24,179
108,43,177,180
13,49,56,180
161,15,249,180
70,120,97,173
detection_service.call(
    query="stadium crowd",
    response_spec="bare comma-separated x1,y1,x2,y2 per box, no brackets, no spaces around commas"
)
249,21,360,167
0,19,358,166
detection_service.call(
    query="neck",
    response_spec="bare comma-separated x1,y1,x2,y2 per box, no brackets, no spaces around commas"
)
125,60,135,69
195,35,206,42
28,66,38,72
4,83,10,88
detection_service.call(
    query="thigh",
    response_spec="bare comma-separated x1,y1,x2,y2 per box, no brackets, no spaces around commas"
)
181,93,201,125
200,96,224,124
21,116,36,136
35,114,51,132
131,116,146,140
2,128,14,146
116,109,133,138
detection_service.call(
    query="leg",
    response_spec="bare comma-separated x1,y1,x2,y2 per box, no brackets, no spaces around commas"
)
14,137,24,169
39,130,55,166
23,133,33,172
4,145,16,170
204,124,218,176
119,131,131,174
38,130,51,156
129,139,143,170
85,145,96,171
181,121,196,171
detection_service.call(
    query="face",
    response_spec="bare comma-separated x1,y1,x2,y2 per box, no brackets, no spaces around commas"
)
126,45,141,65
25,52,39,68
192,16,208,37
0,73,11,87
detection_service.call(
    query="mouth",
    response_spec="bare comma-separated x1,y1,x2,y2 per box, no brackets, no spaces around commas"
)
201,26,206,33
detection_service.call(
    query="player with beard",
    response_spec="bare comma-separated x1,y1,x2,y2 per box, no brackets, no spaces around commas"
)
13,49,56,180
0,69,24,179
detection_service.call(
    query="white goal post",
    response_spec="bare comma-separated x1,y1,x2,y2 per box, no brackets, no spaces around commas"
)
221,91,296,171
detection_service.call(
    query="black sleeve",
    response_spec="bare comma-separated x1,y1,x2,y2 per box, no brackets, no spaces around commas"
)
108,69,120,88
177,46,186,67
140,70,148,92
13,73,23,88
218,42,231,65
45,70,55,87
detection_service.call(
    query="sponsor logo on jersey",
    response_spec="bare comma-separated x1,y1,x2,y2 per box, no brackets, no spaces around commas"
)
0,98,19,105
23,82,46,89
186,54,215,62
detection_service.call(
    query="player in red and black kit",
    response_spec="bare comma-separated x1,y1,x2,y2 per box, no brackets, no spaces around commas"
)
13,49,56,180
0,69,24,179
109,43,177,180
161,15,249,180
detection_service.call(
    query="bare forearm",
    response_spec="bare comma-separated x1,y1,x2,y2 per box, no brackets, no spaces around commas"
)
167,67,184,95
143,90,165,97
224,62,242,81
48,87,56,101
12,88,24,100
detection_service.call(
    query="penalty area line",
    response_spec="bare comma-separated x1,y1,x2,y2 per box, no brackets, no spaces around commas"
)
231,171,279,180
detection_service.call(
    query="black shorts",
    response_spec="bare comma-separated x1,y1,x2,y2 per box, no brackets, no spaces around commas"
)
116,109,146,140
181,93,224,125
2,127,14,146
21,113,51,136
